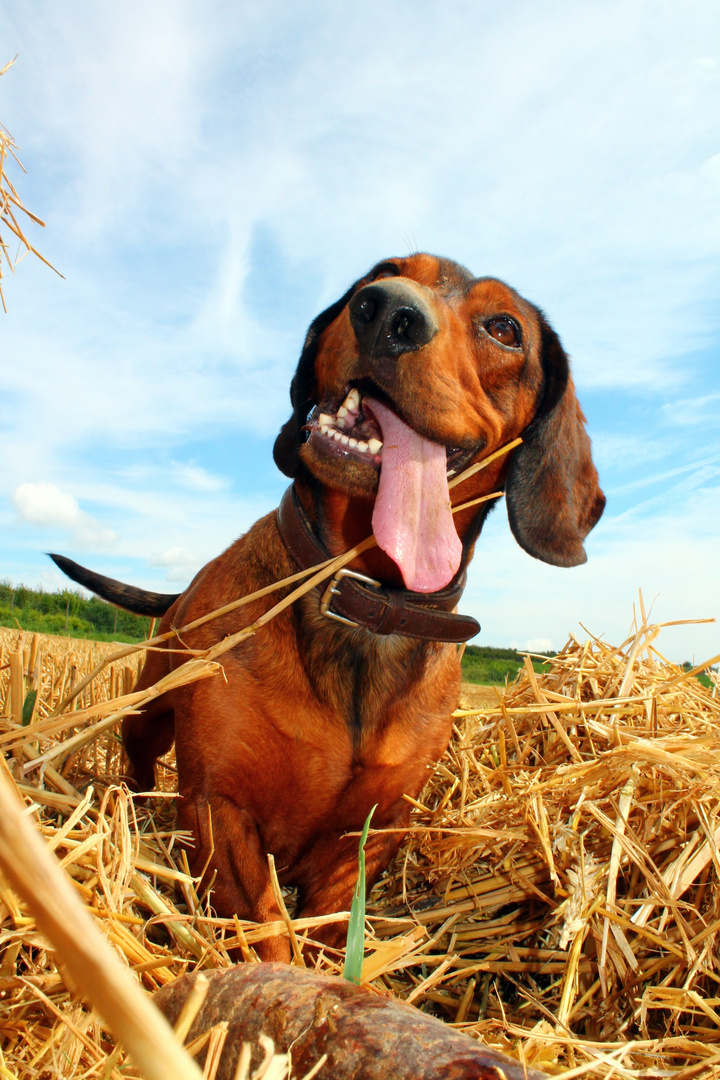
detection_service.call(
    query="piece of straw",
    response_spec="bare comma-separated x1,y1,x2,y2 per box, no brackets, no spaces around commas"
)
0,757,203,1080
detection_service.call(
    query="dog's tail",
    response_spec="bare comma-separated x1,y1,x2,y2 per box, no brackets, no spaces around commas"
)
49,553,181,618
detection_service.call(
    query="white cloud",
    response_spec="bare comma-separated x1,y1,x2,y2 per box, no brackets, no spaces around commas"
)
11,482,116,548
522,639,555,655
661,392,720,427
608,454,720,497
12,482,81,530
112,462,233,494
21,469,281,589
170,463,231,493
591,433,673,472
149,546,202,583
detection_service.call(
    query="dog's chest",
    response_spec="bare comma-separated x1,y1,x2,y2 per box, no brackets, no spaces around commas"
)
298,613,442,719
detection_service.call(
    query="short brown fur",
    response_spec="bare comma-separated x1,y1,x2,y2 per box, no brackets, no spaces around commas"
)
118,253,604,961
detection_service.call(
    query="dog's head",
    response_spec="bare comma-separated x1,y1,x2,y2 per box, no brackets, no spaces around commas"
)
274,253,605,591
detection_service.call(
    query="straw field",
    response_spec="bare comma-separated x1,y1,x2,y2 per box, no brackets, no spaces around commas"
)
1,604,719,1079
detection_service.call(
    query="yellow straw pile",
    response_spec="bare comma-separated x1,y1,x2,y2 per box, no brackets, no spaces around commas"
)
0,608,718,1079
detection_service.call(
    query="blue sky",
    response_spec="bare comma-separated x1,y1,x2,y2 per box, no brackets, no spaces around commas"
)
1,0,718,662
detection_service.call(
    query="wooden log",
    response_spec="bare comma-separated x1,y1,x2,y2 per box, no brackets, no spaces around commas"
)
155,964,545,1080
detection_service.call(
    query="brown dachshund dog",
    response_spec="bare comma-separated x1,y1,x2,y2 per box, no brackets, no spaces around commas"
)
52,253,605,962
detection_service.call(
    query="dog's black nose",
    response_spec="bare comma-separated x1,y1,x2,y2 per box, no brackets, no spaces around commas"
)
349,279,439,356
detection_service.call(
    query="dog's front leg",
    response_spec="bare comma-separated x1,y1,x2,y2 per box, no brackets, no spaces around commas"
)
122,699,175,792
293,809,410,954
121,647,176,792
179,794,292,963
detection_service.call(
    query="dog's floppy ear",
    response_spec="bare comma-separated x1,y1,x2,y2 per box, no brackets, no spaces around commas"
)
506,317,606,567
273,284,357,478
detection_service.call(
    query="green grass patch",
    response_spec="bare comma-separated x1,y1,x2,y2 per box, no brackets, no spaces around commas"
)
0,580,151,644
343,804,376,985
682,663,715,690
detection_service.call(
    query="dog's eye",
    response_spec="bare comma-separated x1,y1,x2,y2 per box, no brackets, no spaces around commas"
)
485,317,521,348
368,263,401,281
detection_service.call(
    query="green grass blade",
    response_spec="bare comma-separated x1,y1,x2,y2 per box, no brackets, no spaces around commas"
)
22,689,37,726
343,803,376,985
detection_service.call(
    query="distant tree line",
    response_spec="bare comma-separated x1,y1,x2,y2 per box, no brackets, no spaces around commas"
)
0,580,151,643
1,582,716,686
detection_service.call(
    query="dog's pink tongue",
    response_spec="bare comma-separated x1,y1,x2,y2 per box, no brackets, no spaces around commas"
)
366,398,462,593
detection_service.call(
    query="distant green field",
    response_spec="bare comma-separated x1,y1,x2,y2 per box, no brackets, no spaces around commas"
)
461,643,715,689
461,645,551,686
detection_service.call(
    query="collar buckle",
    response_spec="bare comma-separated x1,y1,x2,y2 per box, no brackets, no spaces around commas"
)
319,567,381,627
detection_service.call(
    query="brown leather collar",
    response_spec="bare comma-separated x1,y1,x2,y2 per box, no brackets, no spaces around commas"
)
276,485,480,643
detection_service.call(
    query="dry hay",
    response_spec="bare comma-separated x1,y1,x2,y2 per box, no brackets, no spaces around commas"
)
0,609,719,1080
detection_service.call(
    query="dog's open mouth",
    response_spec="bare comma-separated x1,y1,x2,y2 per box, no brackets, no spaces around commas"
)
314,387,383,462
309,386,473,477
308,385,469,593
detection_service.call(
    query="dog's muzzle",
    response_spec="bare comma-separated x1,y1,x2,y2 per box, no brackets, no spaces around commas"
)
349,279,439,358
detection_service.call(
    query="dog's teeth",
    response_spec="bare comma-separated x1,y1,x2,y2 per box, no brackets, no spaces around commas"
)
368,438,382,455
320,424,330,435
348,437,358,448
317,413,333,427
337,405,348,420
340,388,360,413
340,434,350,445
357,440,368,452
